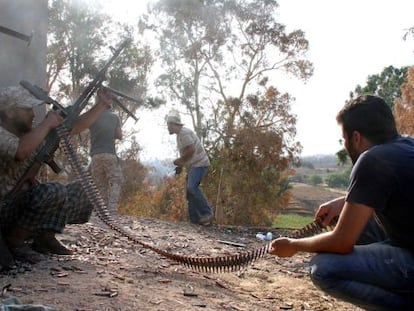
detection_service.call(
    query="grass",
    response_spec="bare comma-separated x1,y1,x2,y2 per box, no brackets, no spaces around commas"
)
273,213,314,229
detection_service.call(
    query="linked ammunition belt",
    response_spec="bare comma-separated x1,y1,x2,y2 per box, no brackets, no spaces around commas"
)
58,126,333,273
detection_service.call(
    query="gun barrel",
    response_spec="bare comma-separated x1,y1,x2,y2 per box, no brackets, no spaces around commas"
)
64,39,131,129
0,25,32,46
112,97,139,122
103,86,143,104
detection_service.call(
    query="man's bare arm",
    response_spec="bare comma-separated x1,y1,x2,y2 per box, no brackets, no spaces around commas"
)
15,111,63,161
269,201,374,257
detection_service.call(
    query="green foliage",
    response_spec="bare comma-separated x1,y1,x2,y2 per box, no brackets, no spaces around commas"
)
309,174,323,186
349,65,408,108
273,214,314,229
144,0,313,141
203,125,295,226
336,148,349,166
325,167,351,189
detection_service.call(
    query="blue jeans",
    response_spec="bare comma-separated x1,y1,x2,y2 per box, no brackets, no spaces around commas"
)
186,166,212,223
310,219,414,310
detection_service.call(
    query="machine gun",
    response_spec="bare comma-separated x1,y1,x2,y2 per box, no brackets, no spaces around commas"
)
9,39,131,197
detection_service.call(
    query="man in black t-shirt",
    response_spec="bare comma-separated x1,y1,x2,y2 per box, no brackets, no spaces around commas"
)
89,107,123,215
269,95,414,310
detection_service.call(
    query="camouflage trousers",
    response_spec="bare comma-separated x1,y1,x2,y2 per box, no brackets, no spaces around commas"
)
0,181,93,233
91,153,123,214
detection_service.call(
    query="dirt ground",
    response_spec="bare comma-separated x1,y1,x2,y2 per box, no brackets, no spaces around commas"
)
0,214,362,311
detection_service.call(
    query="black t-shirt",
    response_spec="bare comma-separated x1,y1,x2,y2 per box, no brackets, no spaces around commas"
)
89,109,120,156
347,136,414,250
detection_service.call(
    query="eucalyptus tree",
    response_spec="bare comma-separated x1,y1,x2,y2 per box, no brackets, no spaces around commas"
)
141,0,313,225
395,66,414,136
143,0,312,143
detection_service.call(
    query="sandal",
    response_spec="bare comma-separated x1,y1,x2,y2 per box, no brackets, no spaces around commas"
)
32,234,73,255
10,244,43,264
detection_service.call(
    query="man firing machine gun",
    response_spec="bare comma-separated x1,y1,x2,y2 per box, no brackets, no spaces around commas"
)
0,40,132,269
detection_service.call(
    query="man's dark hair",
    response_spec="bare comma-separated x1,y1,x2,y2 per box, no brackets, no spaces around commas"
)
336,95,399,144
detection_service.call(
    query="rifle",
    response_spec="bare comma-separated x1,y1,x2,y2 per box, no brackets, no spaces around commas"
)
10,39,131,197
101,86,141,122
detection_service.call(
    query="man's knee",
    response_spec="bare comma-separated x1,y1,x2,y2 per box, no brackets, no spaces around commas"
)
28,182,67,206
309,254,333,290
186,184,198,196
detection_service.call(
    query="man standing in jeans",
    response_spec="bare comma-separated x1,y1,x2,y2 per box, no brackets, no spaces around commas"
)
166,110,213,225
89,106,123,215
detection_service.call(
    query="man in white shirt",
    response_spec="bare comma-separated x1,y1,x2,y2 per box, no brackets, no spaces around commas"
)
167,111,213,225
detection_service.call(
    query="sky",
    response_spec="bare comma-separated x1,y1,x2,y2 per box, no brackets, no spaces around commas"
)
100,0,414,160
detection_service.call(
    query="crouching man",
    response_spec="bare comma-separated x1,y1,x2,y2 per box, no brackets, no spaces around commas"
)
0,86,112,269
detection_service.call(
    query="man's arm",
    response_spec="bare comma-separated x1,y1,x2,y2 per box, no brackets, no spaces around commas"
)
15,110,63,161
315,196,346,226
269,201,374,257
70,88,112,135
115,117,122,140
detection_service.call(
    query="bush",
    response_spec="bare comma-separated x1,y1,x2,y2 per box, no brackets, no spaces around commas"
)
121,174,188,221
309,174,323,186
325,173,348,188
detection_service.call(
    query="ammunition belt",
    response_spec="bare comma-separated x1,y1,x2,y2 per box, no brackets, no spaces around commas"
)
58,126,333,273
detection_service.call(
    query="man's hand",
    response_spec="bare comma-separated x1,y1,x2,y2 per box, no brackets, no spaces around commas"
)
268,237,297,258
173,158,185,167
44,110,64,130
315,196,345,227
71,87,113,135
174,166,183,175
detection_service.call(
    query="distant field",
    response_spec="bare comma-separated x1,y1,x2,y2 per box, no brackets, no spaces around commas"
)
271,183,344,229
273,213,313,229
283,182,345,216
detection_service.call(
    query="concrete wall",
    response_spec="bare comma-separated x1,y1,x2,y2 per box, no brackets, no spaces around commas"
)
0,0,48,119
0,0,48,88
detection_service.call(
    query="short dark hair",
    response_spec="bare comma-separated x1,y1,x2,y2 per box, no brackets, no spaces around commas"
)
336,95,398,144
